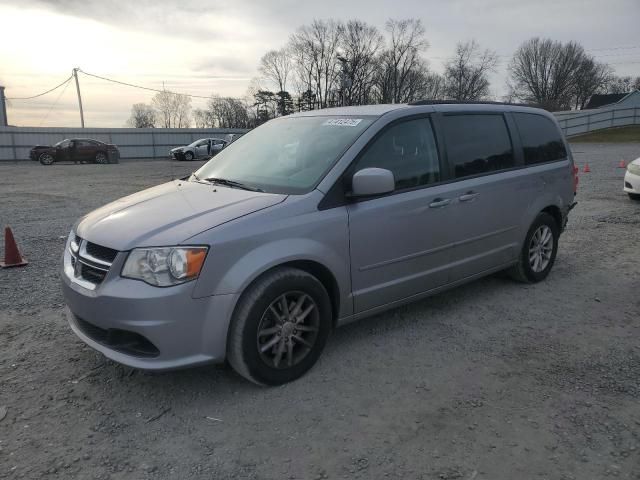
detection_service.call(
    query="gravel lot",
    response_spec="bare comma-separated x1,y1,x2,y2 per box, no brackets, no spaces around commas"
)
1,145,639,480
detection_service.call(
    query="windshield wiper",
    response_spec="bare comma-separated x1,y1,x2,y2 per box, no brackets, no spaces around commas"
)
203,177,263,192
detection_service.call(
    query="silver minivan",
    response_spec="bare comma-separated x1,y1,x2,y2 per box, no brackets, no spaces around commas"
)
62,102,577,385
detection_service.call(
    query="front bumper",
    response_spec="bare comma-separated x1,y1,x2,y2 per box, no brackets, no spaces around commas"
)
624,170,640,194
62,262,239,370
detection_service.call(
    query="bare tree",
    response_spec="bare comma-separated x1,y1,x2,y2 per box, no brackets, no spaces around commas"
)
573,59,613,109
443,40,498,101
152,91,192,127
126,103,156,128
192,108,208,128
259,49,292,93
508,37,587,111
289,19,343,109
375,19,429,103
338,20,384,105
206,95,251,128
605,75,640,94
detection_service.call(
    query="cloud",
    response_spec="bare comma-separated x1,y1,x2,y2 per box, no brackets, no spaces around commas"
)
192,56,254,75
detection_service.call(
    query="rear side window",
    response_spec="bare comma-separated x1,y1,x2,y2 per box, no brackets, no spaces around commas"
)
513,113,567,165
353,117,441,190
441,114,515,179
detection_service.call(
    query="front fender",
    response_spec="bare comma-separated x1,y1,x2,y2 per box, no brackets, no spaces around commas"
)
193,238,352,317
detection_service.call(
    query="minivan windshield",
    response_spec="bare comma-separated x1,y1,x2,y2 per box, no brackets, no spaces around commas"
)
194,116,374,194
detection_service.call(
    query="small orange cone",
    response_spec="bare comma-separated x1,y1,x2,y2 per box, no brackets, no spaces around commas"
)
1,227,28,268
618,159,626,168
583,163,591,173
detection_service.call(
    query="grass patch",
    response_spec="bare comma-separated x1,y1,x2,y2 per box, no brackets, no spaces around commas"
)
569,125,640,143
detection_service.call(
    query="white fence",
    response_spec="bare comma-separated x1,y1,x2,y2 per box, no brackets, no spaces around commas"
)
554,105,640,137
0,127,249,161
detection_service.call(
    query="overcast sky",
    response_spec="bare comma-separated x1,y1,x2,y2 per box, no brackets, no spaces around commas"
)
1,0,639,127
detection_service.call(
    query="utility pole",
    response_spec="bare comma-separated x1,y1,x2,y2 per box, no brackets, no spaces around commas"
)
72,68,85,128
0,86,8,127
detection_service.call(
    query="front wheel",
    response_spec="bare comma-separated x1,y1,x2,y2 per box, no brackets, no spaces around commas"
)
227,267,332,386
184,151,194,161
509,212,559,283
39,153,54,165
628,193,640,201
95,152,108,164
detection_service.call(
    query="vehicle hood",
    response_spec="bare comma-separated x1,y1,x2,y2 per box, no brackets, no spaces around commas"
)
170,147,185,153
32,145,52,150
75,180,287,251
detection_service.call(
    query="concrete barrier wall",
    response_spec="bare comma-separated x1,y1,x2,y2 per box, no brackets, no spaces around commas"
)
0,127,250,161
2,105,639,161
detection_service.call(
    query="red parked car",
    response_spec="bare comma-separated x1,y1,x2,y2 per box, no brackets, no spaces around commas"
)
30,138,120,165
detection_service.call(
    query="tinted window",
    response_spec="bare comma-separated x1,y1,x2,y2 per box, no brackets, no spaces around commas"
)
441,114,515,179
513,113,567,165
353,118,440,190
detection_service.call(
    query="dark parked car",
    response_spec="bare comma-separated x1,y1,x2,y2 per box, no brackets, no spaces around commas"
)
30,139,120,165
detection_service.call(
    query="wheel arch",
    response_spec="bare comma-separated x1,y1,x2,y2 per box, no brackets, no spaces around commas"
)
540,205,562,230
234,260,341,328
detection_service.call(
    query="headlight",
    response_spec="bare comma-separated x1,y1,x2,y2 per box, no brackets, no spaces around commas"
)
627,163,640,175
121,246,208,287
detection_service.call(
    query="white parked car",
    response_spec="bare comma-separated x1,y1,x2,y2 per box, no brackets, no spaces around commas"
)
624,157,640,200
170,138,227,161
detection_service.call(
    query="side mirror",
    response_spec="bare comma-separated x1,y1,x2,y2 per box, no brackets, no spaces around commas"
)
351,168,395,197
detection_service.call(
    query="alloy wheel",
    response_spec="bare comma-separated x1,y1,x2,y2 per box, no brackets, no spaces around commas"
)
528,225,553,273
39,153,54,165
256,291,320,369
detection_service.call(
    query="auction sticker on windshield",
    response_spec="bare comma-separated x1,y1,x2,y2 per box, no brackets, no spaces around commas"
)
323,118,363,127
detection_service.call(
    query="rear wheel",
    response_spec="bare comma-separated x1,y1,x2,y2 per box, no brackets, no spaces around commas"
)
39,153,54,165
227,267,332,386
509,212,559,283
184,151,194,161
95,152,108,164
628,193,640,201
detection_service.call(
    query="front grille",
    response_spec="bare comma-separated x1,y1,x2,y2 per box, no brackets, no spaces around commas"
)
73,316,160,358
69,235,118,287
85,242,118,263
80,263,107,284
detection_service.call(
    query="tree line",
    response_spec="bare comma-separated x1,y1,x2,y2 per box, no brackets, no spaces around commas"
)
127,18,640,128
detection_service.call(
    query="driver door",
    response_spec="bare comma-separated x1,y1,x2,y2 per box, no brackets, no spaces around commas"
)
347,117,455,313
195,140,209,158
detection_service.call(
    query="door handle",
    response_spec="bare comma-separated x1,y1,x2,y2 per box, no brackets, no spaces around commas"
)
429,198,451,208
458,191,479,202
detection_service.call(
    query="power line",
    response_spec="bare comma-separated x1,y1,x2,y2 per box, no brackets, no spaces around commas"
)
78,69,211,99
6,75,73,100
38,77,72,126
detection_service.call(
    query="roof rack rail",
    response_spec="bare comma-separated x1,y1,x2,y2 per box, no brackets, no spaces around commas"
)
408,99,540,108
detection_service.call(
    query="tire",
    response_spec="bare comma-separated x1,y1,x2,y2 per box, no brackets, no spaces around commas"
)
509,212,559,283
629,193,640,201
39,152,55,165
227,267,332,386
95,152,108,164
184,151,194,161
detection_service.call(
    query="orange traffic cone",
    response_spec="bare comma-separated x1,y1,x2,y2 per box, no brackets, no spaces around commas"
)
1,227,28,268
618,159,626,168
583,163,591,173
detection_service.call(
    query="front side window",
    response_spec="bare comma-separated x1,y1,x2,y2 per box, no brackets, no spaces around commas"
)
441,114,515,179
352,117,441,190
195,116,374,194
513,113,567,165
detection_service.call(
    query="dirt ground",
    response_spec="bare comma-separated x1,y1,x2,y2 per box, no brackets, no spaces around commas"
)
1,145,639,480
